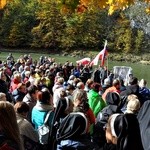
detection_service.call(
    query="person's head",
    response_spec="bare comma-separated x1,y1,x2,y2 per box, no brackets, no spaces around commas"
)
0,70,6,81
104,78,111,86
17,83,27,94
66,84,75,95
37,90,51,104
73,89,88,112
90,82,101,93
126,98,140,114
57,77,64,84
139,79,147,88
76,82,85,90
105,92,121,106
0,92,6,101
13,73,21,82
0,101,22,149
27,85,38,99
129,77,138,85
105,113,143,150
112,79,120,89
85,79,94,88
25,71,30,78
14,101,29,117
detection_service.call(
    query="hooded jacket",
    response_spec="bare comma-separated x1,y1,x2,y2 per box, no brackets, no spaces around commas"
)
88,89,106,117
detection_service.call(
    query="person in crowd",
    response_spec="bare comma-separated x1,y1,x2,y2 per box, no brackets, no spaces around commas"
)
52,77,64,93
120,77,142,104
24,71,30,83
139,79,150,103
93,92,122,148
99,113,143,150
65,84,75,101
124,95,140,115
0,92,6,101
84,78,94,93
100,66,109,86
56,89,97,150
23,85,38,122
53,87,66,108
10,72,22,92
21,66,30,81
0,101,23,150
0,70,13,102
31,89,54,129
28,70,36,85
31,89,54,148
102,79,120,101
137,100,150,150
14,101,39,150
88,82,106,117
67,75,76,86
101,78,111,95
12,83,27,103
119,78,126,92
76,81,85,90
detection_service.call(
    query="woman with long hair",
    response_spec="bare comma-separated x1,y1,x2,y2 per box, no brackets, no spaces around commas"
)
0,101,23,150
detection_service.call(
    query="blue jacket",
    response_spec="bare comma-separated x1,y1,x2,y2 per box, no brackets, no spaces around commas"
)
31,101,54,130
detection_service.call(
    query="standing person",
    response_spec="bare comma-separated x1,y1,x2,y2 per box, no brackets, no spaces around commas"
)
137,100,150,150
88,82,106,117
100,113,143,150
12,83,27,103
23,85,38,122
102,79,120,101
0,101,23,150
31,89,54,148
139,79,150,103
14,101,39,150
93,92,122,148
0,70,13,102
56,89,97,150
100,66,109,86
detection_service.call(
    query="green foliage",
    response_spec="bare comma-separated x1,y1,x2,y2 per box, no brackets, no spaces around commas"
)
0,0,38,47
134,30,144,54
0,0,149,53
31,0,65,49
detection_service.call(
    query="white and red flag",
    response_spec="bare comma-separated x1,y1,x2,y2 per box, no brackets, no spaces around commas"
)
90,40,108,66
76,57,91,65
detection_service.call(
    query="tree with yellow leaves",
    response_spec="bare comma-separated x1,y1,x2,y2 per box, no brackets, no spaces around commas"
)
0,0,149,14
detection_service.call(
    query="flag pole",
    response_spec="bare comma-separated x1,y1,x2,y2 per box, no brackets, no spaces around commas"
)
107,54,109,77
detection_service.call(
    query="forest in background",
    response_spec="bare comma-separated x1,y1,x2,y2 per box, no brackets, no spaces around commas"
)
0,0,150,54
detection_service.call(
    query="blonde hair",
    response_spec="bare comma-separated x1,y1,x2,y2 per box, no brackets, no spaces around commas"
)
127,94,138,102
0,101,23,149
73,89,87,103
126,99,140,114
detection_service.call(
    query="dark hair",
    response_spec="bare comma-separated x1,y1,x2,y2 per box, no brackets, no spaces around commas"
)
113,79,120,86
14,101,29,113
27,85,38,95
129,77,138,85
37,90,50,104
90,82,101,92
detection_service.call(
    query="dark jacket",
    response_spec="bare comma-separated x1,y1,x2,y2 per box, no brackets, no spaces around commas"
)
12,89,26,103
0,79,12,102
137,100,150,150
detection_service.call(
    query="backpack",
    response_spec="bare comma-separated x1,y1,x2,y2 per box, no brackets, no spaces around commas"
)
37,111,52,145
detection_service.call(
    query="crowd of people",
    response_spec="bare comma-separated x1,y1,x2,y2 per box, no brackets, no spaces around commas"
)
0,53,150,150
